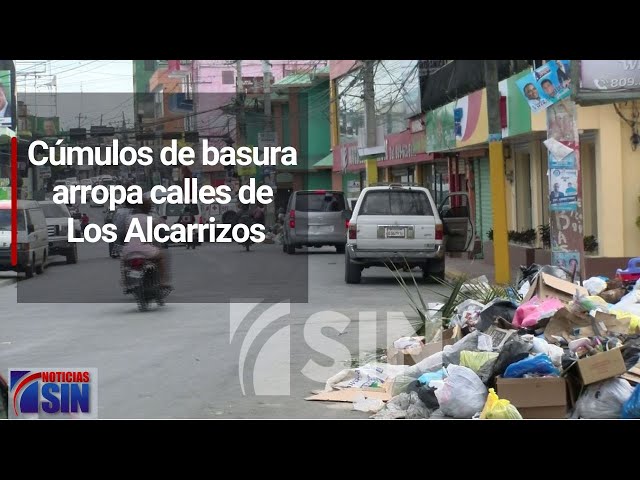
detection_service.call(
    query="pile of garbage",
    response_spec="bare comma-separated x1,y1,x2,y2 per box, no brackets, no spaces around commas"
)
307,264,640,419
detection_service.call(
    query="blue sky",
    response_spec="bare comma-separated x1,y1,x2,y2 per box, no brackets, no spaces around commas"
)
15,60,133,93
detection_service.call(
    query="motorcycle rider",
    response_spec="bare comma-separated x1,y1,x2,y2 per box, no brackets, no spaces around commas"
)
121,196,172,290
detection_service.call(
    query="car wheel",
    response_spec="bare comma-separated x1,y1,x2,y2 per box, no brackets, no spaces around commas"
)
344,250,361,284
66,245,78,264
35,252,45,274
25,254,35,278
422,261,445,283
336,245,345,254
286,243,295,255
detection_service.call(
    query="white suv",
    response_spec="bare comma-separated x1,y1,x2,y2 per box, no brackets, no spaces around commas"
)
345,184,474,284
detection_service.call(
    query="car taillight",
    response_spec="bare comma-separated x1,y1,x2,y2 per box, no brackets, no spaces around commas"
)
289,210,295,228
345,219,350,229
348,223,357,240
435,223,443,240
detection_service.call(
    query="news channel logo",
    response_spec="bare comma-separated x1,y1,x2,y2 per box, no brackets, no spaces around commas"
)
8,368,98,419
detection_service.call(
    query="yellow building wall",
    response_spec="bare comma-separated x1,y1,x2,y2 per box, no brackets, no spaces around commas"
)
529,102,640,257
616,104,640,257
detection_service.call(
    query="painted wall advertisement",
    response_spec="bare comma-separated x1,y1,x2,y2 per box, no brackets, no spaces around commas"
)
517,60,571,113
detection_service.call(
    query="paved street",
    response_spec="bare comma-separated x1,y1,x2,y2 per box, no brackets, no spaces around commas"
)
0,208,451,418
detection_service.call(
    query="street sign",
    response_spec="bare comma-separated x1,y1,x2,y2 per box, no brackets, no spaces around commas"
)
258,131,278,148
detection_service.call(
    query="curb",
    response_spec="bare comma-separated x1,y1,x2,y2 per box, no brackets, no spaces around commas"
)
0,278,17,288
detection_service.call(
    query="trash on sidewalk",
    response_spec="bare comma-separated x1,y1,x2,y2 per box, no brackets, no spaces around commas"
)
318,261,640,418
372,391,430,419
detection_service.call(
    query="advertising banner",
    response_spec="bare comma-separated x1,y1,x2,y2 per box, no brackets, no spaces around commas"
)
517,60,571,113
0,70,12,128
574,60,640,105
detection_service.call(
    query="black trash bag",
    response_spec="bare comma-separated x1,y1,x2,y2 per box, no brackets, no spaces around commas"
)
492,337,532,377
623,334,640,370
476,355,501,386
561,353,579,372
417,386,440,410
407,380,440,410
518,263,542,290
476,300,519,332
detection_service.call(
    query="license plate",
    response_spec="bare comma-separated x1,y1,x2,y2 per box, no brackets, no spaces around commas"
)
127,270,143,279
386,228,406,238
309,225,334,233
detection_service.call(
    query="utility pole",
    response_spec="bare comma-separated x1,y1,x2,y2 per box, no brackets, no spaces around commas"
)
262,60,275,224
76,113,87,128
484,60,511,284
235,60,246,146
263,61,272,131
235,60,246,192
362,60,379,187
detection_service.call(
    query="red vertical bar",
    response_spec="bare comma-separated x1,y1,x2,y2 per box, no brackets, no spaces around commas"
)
10,136,17,266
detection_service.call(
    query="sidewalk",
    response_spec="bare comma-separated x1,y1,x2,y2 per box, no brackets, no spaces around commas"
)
445,255,520,285
0,275,17,288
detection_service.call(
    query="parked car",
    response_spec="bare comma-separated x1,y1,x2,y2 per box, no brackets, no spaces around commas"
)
39,200,79,264
0,200,49,278
344,184,473,284
282,190,350,254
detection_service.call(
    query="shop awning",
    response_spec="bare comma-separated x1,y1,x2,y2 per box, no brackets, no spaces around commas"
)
313,152,334,170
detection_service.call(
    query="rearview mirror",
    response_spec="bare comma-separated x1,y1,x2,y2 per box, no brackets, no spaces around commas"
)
27,224,34,234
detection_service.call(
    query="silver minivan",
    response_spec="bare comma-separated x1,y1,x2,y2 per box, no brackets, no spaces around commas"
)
283,190,350,254
0,200,49,277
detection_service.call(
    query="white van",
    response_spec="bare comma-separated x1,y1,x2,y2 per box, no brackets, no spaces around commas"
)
0,200,49,278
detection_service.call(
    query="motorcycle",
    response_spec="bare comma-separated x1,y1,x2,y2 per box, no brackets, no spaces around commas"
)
0,373,8,419
236,212,254,251
122,256,171,311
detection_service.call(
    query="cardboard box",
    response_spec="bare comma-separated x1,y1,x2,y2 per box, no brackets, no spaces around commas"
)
524,272,588,304
573,347,627,385
387,328,457,366
496,376,568,419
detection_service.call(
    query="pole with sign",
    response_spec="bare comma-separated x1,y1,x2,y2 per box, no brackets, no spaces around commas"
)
545,100,584,281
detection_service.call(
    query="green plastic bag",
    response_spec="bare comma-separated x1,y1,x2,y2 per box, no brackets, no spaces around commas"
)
459,350,499,373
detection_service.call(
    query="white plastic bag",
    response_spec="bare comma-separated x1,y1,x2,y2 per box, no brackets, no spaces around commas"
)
353,395,385,413
583,277,608,296
452,299,485,329
434,365,488,418
531,337,564,367
405,351,444,377
443,330,487,365
572,378,635,419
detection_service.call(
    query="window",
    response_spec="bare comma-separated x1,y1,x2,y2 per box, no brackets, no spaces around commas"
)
28,208,46,227
41,203,70,218
222,71,235,85
360,191,433,216
0,210,26,231
295,192,346,212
